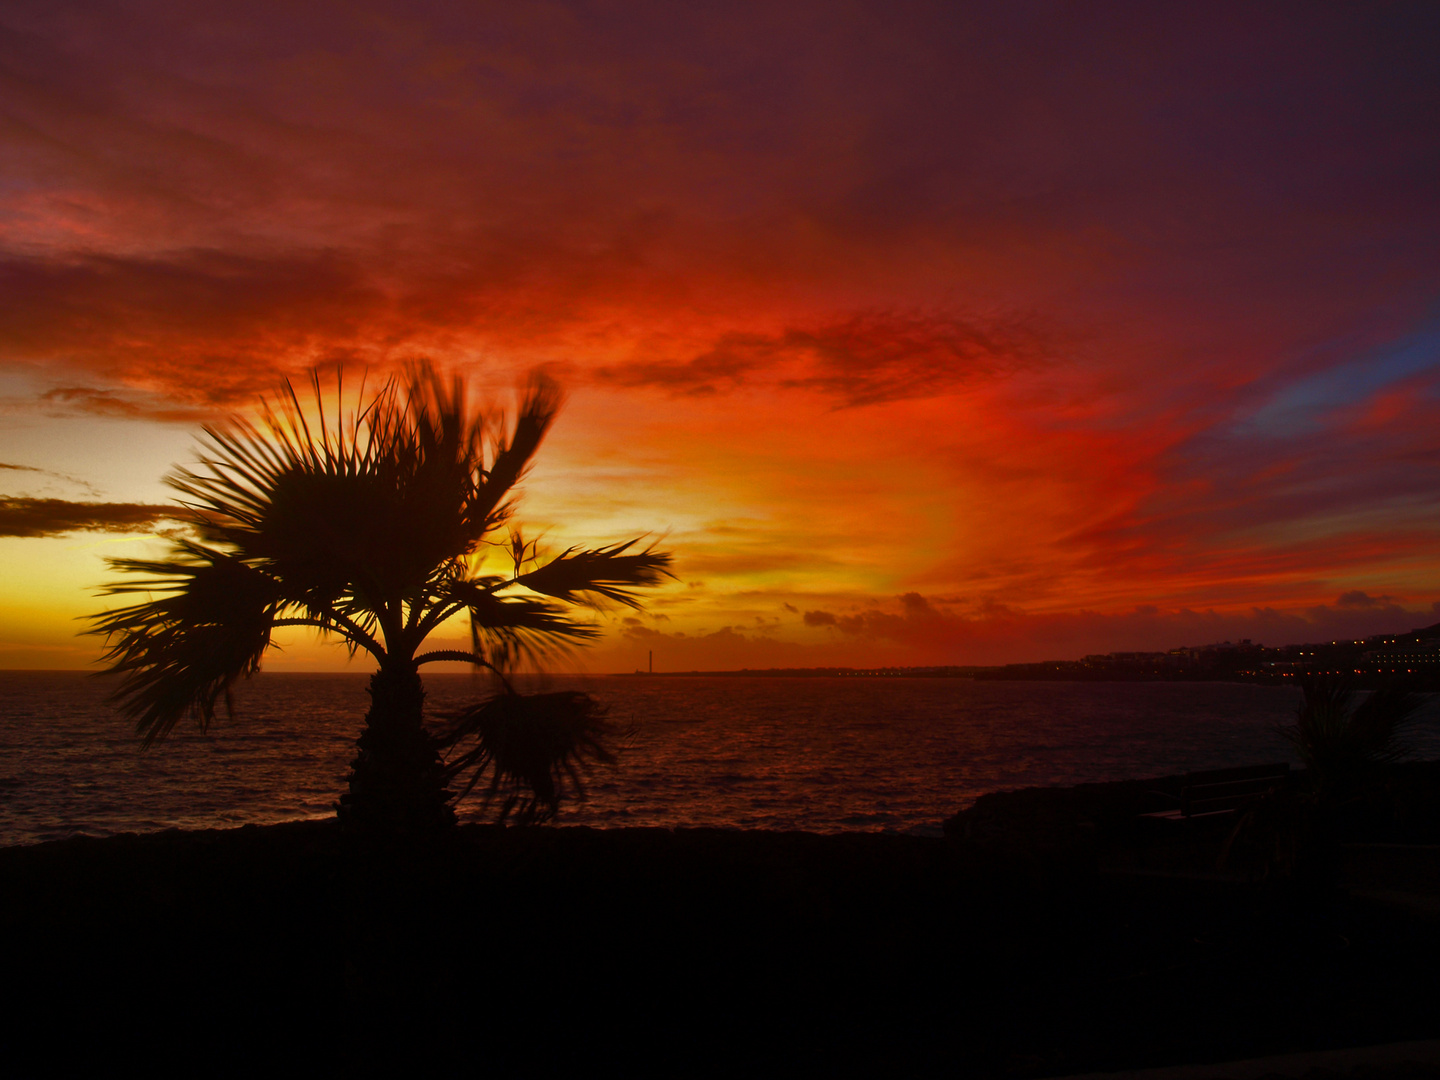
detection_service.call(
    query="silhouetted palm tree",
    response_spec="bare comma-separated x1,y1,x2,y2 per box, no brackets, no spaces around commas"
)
89,364,671,831
1259,673,1425,884
1279,674,1422,801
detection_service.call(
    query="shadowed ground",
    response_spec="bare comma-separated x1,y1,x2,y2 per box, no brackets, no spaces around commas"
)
3,778,1439,1076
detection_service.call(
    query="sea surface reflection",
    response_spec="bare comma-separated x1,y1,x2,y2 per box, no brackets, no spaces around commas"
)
3,670,1438,845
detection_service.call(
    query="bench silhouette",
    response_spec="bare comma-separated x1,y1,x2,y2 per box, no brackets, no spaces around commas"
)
1141,762,1290,822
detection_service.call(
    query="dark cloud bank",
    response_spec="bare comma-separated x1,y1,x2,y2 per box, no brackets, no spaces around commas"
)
0,497,178,538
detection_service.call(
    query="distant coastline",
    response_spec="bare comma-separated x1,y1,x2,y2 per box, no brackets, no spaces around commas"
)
617,665,986,679
622,619,1440,689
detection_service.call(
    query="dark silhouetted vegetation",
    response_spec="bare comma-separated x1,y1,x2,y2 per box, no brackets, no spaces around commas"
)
1259,675,1426,884
1279,675,1424,802
89,364,670,831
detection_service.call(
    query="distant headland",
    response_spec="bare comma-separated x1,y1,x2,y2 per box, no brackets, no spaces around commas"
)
623,620,1440,689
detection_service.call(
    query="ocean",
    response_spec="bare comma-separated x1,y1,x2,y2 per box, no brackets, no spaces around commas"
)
3,670,1438,847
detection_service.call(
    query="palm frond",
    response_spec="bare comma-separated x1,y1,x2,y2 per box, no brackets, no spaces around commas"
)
88,543,284,745
165,365,502,613
438,691,614,823
438,577,600,675
1278,674,1423,796
1347,683,1424,765
515,539,674,609
466,373,562,530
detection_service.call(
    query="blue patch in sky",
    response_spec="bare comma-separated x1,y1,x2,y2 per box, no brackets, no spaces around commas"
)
1234,320,1440,440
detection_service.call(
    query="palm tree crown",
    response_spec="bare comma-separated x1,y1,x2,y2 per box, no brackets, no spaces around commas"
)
90,363,671,829
1278,674,1423,800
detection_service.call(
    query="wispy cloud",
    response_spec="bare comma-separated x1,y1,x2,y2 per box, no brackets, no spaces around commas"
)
36,386,215,424
592,332,770,396
0,249,377,406
594,311,1049,405
0,461,100,495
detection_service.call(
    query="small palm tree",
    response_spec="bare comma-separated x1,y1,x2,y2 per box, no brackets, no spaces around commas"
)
1257,673,1425,884
1279,674,1423,802
88,363,671,831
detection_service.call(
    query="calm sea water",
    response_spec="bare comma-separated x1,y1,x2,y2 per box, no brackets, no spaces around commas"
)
3,671,1439,847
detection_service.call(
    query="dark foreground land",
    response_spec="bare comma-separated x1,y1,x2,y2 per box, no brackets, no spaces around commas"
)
4,771,1440,1077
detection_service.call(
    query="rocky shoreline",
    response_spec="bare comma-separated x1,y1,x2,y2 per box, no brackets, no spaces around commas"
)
3,771,1439,1076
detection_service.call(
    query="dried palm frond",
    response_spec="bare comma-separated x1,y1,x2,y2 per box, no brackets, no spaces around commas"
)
438,691,614,823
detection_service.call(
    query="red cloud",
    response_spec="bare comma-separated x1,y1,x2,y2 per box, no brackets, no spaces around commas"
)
595,311,1050,404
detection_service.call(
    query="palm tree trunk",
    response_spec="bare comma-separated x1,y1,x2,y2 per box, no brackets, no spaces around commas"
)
338,665,455,833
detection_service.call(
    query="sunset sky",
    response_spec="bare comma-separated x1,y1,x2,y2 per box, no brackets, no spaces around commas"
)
3,1,1440,672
